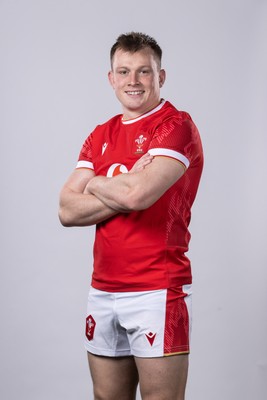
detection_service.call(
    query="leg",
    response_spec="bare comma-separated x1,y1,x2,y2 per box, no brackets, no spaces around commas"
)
88,352,139,400
135,354,189,400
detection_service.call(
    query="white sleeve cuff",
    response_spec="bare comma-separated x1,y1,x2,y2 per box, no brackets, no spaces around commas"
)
76,160,94,170
148,148,190,169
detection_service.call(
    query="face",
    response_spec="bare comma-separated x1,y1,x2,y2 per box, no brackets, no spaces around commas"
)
108,48,166,120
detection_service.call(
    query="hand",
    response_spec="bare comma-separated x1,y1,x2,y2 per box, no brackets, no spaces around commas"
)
129,152,154,174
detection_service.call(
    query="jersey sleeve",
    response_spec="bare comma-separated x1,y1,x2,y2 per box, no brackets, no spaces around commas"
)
76,133,94,171
148,115,201,170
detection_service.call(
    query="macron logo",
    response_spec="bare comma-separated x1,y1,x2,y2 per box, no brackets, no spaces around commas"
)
145,332,157,346
102,142,108,155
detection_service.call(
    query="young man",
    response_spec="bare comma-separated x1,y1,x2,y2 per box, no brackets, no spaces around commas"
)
59,32,203,400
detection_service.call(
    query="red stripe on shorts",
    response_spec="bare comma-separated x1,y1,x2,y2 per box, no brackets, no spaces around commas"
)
164,287,190,355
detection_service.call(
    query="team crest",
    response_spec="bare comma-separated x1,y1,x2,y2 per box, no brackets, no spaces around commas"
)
85,315,96,341
134,134,147,154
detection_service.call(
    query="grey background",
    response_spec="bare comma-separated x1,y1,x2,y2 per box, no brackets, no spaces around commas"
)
1,0,266,399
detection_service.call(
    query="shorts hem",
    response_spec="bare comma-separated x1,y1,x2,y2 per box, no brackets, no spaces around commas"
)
85,341,131,357
131,349,190,358
164,350,190,356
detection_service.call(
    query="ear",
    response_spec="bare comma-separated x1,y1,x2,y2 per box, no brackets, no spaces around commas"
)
108,70,115,89
159,69,166,88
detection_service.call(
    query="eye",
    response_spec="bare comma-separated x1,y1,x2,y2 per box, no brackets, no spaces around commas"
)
118,70,128,75
139,67,151,75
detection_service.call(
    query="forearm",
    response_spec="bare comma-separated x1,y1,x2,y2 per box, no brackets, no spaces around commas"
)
86,156,185,212
82,152,155,211
87,174,147,212
59,188,118,227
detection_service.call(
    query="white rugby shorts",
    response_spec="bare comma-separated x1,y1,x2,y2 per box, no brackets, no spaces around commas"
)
84,285,192,358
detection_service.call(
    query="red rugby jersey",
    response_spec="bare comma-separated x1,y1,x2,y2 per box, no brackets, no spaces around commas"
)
77,100,203,291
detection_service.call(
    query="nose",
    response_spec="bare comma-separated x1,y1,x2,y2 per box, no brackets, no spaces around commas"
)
128,71,140,86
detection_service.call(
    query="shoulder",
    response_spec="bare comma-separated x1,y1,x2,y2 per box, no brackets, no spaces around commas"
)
83,114,122,143
163,102,203,144
153,101,197,139
95,114,122,131
161,101,193,123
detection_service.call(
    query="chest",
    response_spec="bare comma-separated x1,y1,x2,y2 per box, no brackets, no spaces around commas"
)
92,121,154,175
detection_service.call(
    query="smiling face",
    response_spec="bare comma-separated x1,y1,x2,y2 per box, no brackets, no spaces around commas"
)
108,48,166,120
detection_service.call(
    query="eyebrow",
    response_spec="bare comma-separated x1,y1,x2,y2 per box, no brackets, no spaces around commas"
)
115,65,152,70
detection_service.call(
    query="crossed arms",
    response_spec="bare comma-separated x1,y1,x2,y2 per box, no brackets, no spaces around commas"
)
58,153,185,227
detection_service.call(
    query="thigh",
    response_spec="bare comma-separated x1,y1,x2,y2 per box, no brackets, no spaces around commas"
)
88,353,139,400
85,287,131,357
135,354,189,400
118,286,192,358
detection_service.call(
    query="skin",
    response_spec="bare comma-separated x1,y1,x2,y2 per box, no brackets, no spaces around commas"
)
88,353,188,400
59,47,189,399
108,48,166,120
58,152,154,226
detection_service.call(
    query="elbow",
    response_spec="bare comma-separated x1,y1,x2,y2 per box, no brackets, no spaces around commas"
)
58,206,96,227
120,191,150,211
58,207,74,227
130,198,151,211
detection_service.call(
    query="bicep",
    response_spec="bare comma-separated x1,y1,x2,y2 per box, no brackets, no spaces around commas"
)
134,156,185,207
116,156,186,210
59,168,118,226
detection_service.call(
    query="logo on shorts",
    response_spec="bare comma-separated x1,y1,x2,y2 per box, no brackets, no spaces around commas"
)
85,315,96,341
145,332,156,346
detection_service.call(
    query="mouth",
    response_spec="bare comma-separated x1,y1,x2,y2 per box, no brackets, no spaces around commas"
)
125,90,145,96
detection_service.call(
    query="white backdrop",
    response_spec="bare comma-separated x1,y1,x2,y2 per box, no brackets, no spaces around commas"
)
1,1,266,399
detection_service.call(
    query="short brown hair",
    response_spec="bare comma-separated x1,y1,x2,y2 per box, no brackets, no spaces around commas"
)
110,32,162,69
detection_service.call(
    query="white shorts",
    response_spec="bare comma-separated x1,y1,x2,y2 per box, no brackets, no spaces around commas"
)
84,285,192,358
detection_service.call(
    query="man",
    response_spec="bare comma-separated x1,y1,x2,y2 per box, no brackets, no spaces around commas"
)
59,32,203,400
